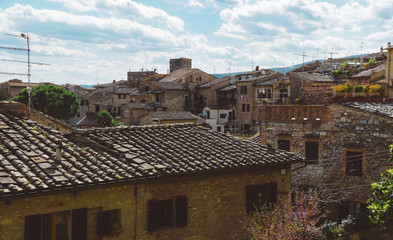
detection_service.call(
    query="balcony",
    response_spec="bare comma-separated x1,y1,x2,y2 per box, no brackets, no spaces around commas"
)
261,105,327,123
218,98,236,105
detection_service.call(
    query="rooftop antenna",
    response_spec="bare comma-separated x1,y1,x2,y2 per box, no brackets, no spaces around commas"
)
294,51,308,100
324,48,338,59
0,33,49,114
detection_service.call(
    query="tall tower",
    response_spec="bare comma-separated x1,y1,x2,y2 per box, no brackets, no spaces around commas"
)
170,58,192,73
385,42,393,97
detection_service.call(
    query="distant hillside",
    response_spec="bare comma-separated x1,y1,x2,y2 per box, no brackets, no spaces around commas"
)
211,54,369,78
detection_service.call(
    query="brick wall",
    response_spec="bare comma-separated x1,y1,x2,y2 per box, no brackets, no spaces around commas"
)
0,166,291,240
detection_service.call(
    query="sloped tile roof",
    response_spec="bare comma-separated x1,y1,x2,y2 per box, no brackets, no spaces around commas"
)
0,110,302,198
147,111,199,120
154,82,187,90
342,102,393,118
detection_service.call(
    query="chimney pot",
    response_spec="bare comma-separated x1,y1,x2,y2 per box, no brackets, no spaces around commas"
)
55,139,62,162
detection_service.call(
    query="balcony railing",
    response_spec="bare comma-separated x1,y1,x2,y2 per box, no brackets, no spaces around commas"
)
218,98,236,105
261,105,327,123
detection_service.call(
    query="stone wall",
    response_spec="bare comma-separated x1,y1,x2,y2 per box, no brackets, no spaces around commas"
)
0,166,291,240
261,103,393,221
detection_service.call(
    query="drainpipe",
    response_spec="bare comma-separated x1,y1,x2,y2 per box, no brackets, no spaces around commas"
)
134,185,138,240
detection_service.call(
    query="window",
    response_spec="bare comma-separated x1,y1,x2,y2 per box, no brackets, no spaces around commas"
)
118,94,126,99
305,141,319,164
339,201,366,220
280,89,288,98
242,104,246,112
148,196,187,232
206,110,210,119
219,114,226,119
155,94,160,103
80,100,89,106
246,104,250,112
98,209,121,236
25,208,87,240
217,126,222,132
123,109,130,119
95,105,100,112
278,139,290,151
246,182,277,214
240,86,247,95
346,151,362,176
257,88,272,99
244,124,250,130
144,86,150,92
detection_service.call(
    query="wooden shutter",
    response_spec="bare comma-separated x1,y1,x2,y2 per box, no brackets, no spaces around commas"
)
72,208,87,240
245,185,256,214
97,210,111,236
147,199,158,232
176,196,188,227
25,214,42,240
266,182,277,205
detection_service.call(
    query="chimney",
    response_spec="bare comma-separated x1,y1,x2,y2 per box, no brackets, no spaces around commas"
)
55,139,62,162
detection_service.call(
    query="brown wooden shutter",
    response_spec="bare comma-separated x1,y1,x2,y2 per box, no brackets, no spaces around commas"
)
176,196,187,227
246,185,256,214
25,214,42,240
266,182,277,205
72,208,87,240
98,211,112,236
147,199,158,232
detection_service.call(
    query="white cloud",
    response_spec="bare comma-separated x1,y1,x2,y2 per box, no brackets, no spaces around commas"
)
189,0,204,7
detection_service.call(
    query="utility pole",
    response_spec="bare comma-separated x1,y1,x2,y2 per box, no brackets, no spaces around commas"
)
294,52,308,100
0,33,49,114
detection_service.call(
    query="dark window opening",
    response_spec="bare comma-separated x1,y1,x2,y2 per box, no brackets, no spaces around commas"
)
240,86,247,95
25,208,87,240
246,182,277,214
144,86,150,92
98,209,121,236
148,196,187,232
155,94,160,103
118,94,126,99
95,105,100,112
305,141,319,164
280,89,288,98
244,124,250,130
217,126,222,132
242,104,245,112
219,113,226,119
346,151,362,176
206,111,210,119
339,201,366,220
278,139,290,151
247,104,250,112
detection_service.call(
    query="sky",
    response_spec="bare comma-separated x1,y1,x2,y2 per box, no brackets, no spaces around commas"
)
0,0,393,85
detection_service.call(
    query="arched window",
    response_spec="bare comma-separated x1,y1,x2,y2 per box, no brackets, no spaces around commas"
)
144,86,150,92
123,109,130,119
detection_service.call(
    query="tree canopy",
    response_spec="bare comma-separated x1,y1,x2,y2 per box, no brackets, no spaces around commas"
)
12,84,80,121
97,110,119,127
368,145,393,229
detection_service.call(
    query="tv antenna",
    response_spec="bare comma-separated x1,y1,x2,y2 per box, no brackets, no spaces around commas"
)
0,33,49,114
294,52,308,100
324,48,338,59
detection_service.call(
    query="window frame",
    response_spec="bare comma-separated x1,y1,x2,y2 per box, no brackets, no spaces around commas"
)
97,209,121,237
345,150,363,176
305,141,319,164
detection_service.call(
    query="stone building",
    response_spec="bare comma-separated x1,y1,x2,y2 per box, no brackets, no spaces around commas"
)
169,58,192,73
0,79,44,99
260,102,393,221
0,102,302,240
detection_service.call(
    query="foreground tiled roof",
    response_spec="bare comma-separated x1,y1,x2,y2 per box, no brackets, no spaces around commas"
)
342,102,393,118
0,109,302,198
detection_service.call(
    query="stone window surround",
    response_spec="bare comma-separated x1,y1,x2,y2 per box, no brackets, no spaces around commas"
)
344,148,366,177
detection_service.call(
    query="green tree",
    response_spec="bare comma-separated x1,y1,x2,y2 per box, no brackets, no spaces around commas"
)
12,84,80,120
368,145,393,229
97,110,119,127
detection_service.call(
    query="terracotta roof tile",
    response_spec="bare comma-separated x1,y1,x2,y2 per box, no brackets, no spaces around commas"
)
0,110,302,198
